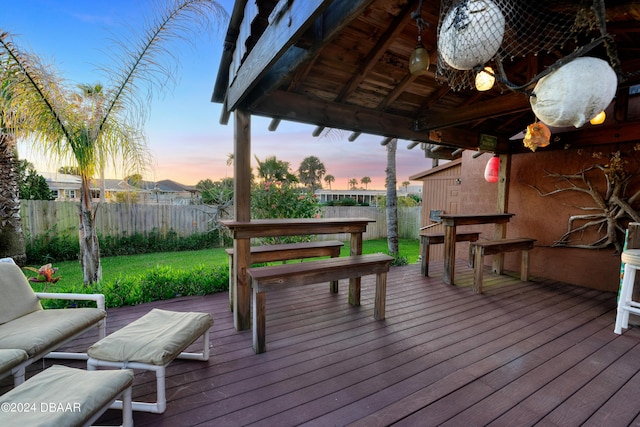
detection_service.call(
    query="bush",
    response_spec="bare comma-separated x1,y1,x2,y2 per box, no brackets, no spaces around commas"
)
251,181,321,244
26,228,231,264
37,264,229,309
333,198,357,206
26,226,80,264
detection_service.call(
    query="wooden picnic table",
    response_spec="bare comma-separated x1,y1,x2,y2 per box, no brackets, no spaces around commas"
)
221,218,375,330
440,213,514,285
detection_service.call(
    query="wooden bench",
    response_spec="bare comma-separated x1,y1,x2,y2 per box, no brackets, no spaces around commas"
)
420,231,480,276
469,238,536,294
226,240,344,311
248,253,394,354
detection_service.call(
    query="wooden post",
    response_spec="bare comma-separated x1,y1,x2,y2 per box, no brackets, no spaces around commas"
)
234,109,252,331
493,153,511,274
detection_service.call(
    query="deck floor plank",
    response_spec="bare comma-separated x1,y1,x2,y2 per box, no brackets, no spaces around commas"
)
2,261,631,427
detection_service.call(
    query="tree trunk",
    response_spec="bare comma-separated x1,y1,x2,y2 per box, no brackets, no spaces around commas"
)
386,139,399,255
0,133,26,265
79,175,102,285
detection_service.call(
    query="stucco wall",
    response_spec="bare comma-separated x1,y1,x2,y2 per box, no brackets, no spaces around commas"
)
457,146,640,292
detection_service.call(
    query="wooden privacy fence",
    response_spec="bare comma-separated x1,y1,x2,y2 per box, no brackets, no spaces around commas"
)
20,201,421,243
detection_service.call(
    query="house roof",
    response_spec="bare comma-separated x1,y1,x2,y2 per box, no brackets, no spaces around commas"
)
42,173,195,194
409,158,461,180
212,0,640,160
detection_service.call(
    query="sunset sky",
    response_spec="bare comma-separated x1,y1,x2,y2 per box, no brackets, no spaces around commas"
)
3,0,433,190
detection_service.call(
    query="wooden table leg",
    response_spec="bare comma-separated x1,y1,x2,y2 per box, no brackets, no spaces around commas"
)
349,232,363,306
443,225,456,285
235,238,251,331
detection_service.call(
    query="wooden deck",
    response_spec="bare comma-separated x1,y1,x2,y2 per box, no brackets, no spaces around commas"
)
3,259,638,426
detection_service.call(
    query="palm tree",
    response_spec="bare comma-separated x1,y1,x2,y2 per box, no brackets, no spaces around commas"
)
0,64,26,264
348,178,358,189
361,176,371,189
255,155,297,183
324,174,335,190
298,155,326,191
0,0,226,285
385,139,399,256
0,119,26,265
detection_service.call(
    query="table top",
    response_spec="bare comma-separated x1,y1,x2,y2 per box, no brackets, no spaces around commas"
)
221,218,375,238
440,213,514,226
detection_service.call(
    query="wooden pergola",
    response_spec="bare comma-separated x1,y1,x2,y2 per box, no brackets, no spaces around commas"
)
212,0,640,330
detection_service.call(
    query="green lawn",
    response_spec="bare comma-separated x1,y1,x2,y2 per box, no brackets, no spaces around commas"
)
35,238,420,288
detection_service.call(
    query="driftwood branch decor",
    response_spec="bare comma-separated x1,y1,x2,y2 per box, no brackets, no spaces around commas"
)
529,150,640,253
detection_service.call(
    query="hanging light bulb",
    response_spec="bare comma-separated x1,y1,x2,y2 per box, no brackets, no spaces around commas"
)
410,37,430,76
484,155,500,183
409,0,429,76
590,110,606,125
475,66,495,91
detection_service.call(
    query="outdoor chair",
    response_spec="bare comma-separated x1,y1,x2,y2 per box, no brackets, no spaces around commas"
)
0,260,106,386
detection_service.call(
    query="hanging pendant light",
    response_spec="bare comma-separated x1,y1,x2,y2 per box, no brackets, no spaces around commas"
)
484,155,500,183
475,66,495,91
590,110,606,125
409,0,430,76
410,36,430,76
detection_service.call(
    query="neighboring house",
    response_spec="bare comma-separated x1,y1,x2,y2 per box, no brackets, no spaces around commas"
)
42,172,198,204
136,179,199,205
41,172,82,201
314,189,386,206
315,186,421,206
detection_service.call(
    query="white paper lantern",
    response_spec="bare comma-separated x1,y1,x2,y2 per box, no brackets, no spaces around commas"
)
530,57,618,128
438,0,505,71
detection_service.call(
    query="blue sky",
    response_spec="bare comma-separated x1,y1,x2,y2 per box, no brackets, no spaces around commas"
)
3,0,429,189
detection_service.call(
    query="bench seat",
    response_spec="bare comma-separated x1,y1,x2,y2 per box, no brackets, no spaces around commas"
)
226,240,344,311
248,253,393,353
470,238,536,294
420,231,480,276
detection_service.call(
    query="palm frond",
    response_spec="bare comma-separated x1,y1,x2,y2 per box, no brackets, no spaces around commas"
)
0,31,72,148
100,0,227,132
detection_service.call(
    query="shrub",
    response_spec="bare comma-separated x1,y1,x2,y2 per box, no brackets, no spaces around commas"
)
26,226,80,264
333,198,357,206
30,261,229,309
251,181,321,244
26,228,231,264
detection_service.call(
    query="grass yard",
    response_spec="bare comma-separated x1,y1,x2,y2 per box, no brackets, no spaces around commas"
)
32,238,420,290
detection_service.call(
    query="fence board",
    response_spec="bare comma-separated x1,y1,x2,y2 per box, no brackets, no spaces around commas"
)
20,201,421,243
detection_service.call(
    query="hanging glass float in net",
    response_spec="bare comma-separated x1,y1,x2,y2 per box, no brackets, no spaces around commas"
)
435,0,611,92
